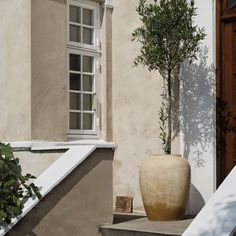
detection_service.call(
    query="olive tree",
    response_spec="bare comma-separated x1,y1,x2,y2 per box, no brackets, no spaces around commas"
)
132,0,206,154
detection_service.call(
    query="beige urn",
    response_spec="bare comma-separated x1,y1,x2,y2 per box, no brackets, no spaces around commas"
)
139,154,190,221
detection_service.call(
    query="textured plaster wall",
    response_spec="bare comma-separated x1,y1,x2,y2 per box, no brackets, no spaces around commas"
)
100,6,113,141
14,151,63,177
112,0,179,211
9,149,114,236
180,0,216,214
31,0,68,141
0,0,31,141
0,0,68,142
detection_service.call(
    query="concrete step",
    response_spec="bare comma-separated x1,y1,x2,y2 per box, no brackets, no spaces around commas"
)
113,212,147,224
101,217,193,236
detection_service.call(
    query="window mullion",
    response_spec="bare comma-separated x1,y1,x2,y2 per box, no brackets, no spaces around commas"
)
81,54,83,131
92,9,96,47
69,90,82,94
69,22,82,27
69,70,81,75
70,109,82,113
81,7,83,45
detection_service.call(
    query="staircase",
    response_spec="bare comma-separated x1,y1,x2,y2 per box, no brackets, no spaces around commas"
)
1,144,115,236
101,217,193,236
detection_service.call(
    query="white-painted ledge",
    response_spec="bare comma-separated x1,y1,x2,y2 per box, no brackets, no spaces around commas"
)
102,0,113,9
183,166,236,236
9,140,116,151
0,145,114,235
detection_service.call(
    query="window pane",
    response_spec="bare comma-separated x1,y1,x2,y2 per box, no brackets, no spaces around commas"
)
83,8,94,26
70,6,81,23
83,113,93,130
83,27,93,45
83,94,92,111
70,93,81,110
70,25,81,43
70,54,81,71
70,112,81,130
70,73,81,91
83,56,93,72
83,75,93,91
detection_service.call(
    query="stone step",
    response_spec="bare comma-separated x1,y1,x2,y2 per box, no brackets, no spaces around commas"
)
113,212,147,224
101,217,193,236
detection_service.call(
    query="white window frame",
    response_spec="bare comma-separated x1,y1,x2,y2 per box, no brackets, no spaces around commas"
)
67,0,101,137
67,0,100,51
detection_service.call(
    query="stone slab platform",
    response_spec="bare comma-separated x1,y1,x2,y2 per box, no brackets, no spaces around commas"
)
101,217,193,236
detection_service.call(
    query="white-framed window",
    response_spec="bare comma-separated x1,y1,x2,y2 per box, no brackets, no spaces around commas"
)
67,0,100,136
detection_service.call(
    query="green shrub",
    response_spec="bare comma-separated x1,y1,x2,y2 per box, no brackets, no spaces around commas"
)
0,143,42,224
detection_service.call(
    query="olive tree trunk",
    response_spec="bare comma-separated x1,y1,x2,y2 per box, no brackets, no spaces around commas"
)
167,69,172,154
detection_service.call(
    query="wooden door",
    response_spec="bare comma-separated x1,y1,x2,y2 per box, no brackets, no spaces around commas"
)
223,22,236,174
217,0,236,185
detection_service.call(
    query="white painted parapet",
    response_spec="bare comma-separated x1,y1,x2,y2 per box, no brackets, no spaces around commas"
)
0,145,110,236
183,167,236,236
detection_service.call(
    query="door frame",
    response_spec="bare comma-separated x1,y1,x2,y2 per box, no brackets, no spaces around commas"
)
216,0,223,187
216,0,236,186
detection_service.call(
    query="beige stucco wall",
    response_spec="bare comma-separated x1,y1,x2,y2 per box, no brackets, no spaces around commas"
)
0,0,68,142
0,0,182,213
0,0,110,142
14,150,63,177
112,0,180,211
31,0,68,141
100,5,113,141
9,148,114,236
0,0,31,141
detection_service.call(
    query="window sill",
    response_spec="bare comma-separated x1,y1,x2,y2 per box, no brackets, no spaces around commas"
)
67,133,100,140
9,140,116,151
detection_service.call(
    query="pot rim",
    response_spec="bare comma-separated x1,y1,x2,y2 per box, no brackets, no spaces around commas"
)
149,154,182,158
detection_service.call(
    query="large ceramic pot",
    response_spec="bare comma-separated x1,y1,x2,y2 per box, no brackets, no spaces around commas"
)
139,154,190,221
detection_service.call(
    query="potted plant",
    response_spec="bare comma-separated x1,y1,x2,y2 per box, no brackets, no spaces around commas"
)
132,0,206,221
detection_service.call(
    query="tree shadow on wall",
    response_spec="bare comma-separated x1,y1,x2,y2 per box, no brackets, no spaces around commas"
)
173,47,216,167
216,98,235,185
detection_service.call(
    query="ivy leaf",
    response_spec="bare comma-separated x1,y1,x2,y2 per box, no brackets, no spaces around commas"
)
0,143,14,160
30,183,42,200
0,142,42,226
0,210,7,220
25,173,36,179
7,205,22,216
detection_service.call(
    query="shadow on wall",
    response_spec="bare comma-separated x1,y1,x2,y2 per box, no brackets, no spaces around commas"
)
178,47,215,167
216,97,235,185
168,47,215,214
188,184,205,214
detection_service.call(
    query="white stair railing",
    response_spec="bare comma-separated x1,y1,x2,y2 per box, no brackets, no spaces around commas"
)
0,145,96,236
183,166,236,236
